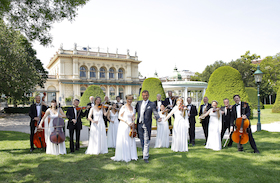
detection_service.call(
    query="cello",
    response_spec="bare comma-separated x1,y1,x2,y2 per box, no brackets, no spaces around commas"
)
232,102,250,144
50,103,66,145
33,92,47,149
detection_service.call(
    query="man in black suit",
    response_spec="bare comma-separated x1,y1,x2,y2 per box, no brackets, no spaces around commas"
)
186,97,198,146
199,96,212,144
29,95,48,152
135,90,161,163
66,99,86,153
102,96,111,128
154,94,164,113
86,96,94,127
116,96,124,110
230,95,260,153
164,91,176,134
220,98,232,141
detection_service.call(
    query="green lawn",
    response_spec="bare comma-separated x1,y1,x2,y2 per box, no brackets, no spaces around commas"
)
0,131,280,182
81,108,280,128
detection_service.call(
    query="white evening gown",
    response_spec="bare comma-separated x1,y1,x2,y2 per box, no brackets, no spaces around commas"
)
85,108,108,155
205,109,222,151
154,112,170,148
107,110,119,148
111,105,138,162
44,109,66,155
170,106,189,152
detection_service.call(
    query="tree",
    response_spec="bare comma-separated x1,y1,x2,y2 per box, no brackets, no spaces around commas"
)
0,20,48,106
196,61,226,82
0,0,89,46
79,85,105,106
202,66,250,110
138,78,166,102
245,87,263,109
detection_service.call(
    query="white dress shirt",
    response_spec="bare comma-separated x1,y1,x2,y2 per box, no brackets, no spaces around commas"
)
139,100,149,123
73,106,77,119
187,104,191,115
157,100,162,112
169,98,173,109
236,102,241,118
202,103,208,113
36,103,41,118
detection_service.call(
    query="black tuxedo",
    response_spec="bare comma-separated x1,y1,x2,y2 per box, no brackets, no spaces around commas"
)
199,103,212,142
102,101,111,128
187,104,198,145
229,102,258,152
66,107,86,152
154,100,164,112
29,103,48,150
164,97,176,133
221,106,232,140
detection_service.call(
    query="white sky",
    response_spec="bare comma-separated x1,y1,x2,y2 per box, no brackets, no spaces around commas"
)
33,0,280,77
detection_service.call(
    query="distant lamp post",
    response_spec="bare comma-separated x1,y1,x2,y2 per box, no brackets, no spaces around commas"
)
254,65,263,131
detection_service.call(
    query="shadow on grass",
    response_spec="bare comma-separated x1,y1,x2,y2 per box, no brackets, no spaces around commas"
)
0,131,280,182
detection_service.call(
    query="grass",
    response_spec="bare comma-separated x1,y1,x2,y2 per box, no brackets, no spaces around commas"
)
0,131,280,182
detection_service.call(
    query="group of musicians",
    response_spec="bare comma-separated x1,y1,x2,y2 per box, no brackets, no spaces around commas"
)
29,92,259,154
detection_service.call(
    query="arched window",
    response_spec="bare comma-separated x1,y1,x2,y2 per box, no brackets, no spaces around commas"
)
119,87,124,100
109,68,114,79
118,68,123,79
90,67,96,78
109,87,115,98
100,68,105,78
80,66,86,77
80,87,86,96
101,87,106,95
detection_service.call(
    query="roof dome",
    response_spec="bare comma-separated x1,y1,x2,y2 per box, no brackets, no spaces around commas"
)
169,66,182,80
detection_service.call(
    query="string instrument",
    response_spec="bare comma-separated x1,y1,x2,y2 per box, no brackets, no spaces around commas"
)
129,123,137,138
161,108,170,115
76,106,87,111
50,103,65,145
178,105,188,117
232,102,250,144
33,92,47,149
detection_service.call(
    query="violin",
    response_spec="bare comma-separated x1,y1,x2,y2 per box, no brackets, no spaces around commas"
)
161,108,170,115
33,92,47,149
50,103,65,145
231,102,250,144
75,106,87,111
129,123,137,138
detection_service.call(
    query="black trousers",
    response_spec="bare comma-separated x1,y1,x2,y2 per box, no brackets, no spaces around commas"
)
103,116,108,128
168,114,174,134
69,127,81,152
189,121,195,144
30,122,36,149
201,120,209,142
221,122,230,140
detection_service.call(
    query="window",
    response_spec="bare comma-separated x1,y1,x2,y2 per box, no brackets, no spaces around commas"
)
109,68,114,79
119,87,124,100
90,67,96,78
80,87,86,96
100,68,105,78
118,68,123,79
109,87,115,98
80,66,86,77
101,87,106,95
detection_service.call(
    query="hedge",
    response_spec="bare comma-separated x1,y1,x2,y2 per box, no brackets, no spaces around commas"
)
272,86,280,113
4,107,30,114
245,87,264,109
79,85,105,106
138,78,166,102
202,66,252,118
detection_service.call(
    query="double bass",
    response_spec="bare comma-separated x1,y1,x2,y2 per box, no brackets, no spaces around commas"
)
232,103,250,144
50,103,65,145
33,92,47,149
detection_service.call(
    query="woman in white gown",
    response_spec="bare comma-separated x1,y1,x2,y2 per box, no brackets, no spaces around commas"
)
39,99,67,155
111,94,138,162
154,104,170,148
199,100,222,151
166,98,189,152
107,103,119,148
85,97,108,155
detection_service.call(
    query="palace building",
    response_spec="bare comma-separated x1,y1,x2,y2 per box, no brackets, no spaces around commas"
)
35,44,142,105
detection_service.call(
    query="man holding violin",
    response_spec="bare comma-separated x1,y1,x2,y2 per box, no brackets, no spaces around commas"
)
164,91,176,134
66,99,86,153
230,95,260,153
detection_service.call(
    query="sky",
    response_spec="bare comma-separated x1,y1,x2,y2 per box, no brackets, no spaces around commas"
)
33,0,280,78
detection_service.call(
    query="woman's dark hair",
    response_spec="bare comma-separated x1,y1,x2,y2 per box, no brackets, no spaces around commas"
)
94,96,101,105
51,99,57,109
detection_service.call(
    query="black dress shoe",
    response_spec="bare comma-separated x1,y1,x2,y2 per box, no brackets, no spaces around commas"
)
227,144,232,147
144,159,149,163
254,150,260,154
30,148,34,152
192,144,195,146
75,148,79,151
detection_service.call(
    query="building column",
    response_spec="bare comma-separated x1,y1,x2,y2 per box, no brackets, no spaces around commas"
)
116,85,119,97
184,87,188,105
107,86,110,97
73,58,79,79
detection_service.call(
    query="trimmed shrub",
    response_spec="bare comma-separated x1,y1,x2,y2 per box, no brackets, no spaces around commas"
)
79,85,105,106
272,86,280,113
245,87,264,109
138,78,166,102
202,66,252,118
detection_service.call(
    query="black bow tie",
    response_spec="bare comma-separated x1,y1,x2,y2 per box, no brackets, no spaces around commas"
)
236,104,240,106
187,105,191,107
36,103,41,106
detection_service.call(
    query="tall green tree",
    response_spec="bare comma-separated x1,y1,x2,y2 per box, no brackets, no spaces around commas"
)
0,0,89,46
0,20,47,106
194,61,226,82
